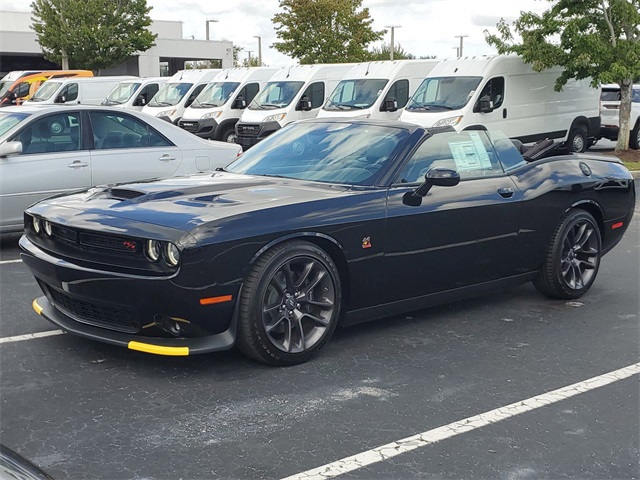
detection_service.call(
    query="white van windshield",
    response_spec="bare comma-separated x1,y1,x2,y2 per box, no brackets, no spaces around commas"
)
148,82,193,107
325,79,389,111
0,80,13,98
406,76,482,111
249,81,304,110
192,82,240,108
30,81,63,102
105,82,141,105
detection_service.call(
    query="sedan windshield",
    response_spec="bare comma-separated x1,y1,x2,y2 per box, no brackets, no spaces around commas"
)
104,82,141,105
30,81,62,102
192,82,240,108
0,112,30,137
249,81,304,109
406,76,482,111
227,121,408,185
325,79,389,111
148,82,193,107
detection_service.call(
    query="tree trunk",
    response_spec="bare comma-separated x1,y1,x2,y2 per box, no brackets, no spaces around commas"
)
616,80,632,151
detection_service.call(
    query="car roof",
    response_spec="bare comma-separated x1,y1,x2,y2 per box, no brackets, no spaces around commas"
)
299,116,451,136
0,105,140,115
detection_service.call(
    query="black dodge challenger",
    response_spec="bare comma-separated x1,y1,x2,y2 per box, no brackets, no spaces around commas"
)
20,119,635,365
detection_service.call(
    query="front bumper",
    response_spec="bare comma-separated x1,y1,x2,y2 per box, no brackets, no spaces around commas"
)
21,236,239,355
235,121,281,149
179,118,220,140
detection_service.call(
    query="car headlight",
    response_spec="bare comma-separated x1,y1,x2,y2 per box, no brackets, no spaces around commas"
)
264,113,286,123
32,216,41,234
157,109,176,118
201,111,223,120
433,116,463,127
145,240,161,262
43,220,52,236
165,243,180,266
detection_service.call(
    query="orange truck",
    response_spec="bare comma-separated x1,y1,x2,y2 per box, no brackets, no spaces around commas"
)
0,70,93,106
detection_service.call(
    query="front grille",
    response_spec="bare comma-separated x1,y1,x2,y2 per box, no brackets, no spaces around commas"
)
179,121,198,132
52,224,77,244
79,232,140,254
237,124,260,137
45,284,140,333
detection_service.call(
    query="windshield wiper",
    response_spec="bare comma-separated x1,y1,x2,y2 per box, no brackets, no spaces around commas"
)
259,103,281,109
152,101,172,107
199,102,220,107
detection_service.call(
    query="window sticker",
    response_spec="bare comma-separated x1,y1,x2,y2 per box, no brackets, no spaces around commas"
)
448,132,492,170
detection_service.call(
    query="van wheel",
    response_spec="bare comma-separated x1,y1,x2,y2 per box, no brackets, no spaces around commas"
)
222,127,237,144
567,125,588,152
630,122,640,150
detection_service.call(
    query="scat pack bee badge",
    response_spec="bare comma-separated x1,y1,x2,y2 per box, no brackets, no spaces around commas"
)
362,237,372,249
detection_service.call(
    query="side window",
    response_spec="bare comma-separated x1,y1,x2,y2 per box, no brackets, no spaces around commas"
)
476,77,504,110
395,130,504,184
11,112,82,154
136,83,159,106
238,82,260,106
89,111,172,149
65,83,78,102
14,82,30,99
384,79,410,109
301,82,324,109
185,84,206,107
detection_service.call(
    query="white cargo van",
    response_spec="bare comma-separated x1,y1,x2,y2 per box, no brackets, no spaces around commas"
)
235,63,354,149
141,69,220,124
399,55,601,152
317,60,438,120
102,77,168,111
23,76,136,106
179,67,279,142
598,83,640,149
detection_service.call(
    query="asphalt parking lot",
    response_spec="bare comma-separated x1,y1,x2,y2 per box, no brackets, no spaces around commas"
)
0,183,638,480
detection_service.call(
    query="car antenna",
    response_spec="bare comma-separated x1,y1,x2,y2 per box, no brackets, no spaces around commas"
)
225,69,229,79
286,66,292,78
365,62,371,76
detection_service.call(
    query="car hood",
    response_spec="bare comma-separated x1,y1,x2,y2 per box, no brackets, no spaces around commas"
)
30,171,350,231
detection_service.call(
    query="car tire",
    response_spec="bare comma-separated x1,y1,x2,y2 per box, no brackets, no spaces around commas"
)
567,125,588,153
222,127,237,144
533,210,601,299
236,240,342,366
630,122,640,150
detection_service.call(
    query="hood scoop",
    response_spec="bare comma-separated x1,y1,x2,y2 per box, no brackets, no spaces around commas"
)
107,188,146,201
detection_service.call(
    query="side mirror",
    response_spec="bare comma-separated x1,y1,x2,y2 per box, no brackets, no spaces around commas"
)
134,96,146,106
11,92,18,100
382,97,398,112
402,168,460,206
297,96,312,111
234,95,246,109
0,141,23,158
55,95,66,103
476,94,494,113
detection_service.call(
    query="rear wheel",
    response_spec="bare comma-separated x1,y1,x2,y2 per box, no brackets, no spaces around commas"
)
567,125,588,153
533,210,601,299
221,127,237,144
630,122,640,150
236,241,342,365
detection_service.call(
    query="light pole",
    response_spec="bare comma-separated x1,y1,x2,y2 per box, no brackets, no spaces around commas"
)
246,50,253,66
384,25,401,61
253,36,262,66
206,19,219,41
454,34,468,58
453,46,460,57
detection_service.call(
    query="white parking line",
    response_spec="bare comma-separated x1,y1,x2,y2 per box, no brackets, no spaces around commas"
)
0,259,22,265
0,330,65,344
281,362,640,480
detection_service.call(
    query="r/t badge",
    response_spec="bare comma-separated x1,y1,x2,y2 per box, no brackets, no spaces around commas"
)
362,237,372,249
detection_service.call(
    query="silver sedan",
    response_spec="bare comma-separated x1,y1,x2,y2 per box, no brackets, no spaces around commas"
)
0,105,242,233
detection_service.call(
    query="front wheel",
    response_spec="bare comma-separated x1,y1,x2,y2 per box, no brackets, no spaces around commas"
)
567,125,588,153
222,127,237,144
630,122,640,150
533,210,601,299
236,241,342,365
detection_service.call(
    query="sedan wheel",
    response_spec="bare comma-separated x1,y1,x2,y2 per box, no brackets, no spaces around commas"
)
237,241,341,365
534,210,601,299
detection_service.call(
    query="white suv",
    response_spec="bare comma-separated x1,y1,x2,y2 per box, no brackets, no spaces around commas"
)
598,84,640,149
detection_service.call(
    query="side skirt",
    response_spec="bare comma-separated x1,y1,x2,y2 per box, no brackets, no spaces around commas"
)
342,272,538,326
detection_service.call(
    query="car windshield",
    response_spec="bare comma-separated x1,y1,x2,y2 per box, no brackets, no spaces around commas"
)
406,76,482,111
249,81,304,109
325,79,389,111
227,121,408,185
105,82,141,105
0,112,30,137
30,81,62,101
147,82,193,107
0,80,13,98
192,81,240,108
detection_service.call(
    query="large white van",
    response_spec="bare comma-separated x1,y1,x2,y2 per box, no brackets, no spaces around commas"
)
102,77,168,111
23,76,137,106
141,69,220,124
235,63,355,149
178,67,279,143
317,60,438,120
399,55,601,152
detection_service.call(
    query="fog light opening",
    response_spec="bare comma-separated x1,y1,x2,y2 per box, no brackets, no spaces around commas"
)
154,315,189,337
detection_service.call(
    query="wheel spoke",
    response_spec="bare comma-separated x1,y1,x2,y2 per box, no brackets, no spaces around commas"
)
296,317,307,351
263,303,281,314
294,261,314,289
575,224,593,248
573,263,584,289
283,317,293,352
302,270,327,296
303,312,330,327
269,276,285,296
306,297,334,308
573,223,587,247
266,315,287,333
282,261,295,290
576,258,597,270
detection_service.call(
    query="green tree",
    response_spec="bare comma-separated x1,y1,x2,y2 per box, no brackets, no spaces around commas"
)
366,43,416,61
485,0,640,151
31,0,156,73
272,0,384,64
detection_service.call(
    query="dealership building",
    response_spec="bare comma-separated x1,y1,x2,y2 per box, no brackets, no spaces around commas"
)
0,11,234,77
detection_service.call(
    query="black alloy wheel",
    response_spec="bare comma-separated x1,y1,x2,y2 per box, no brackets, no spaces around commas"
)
237,241,342,365
534,210,601,299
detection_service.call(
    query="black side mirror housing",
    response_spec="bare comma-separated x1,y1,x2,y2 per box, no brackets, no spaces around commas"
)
234,95,246,109
55,95,66,103
382,97,398,112
403,168,460,206
297,96,312,111
476,94,494,113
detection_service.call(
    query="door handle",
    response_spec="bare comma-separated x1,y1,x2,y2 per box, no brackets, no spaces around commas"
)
68,161,89,169
498,187,514,198
502,108,507,119
159,154,177,162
